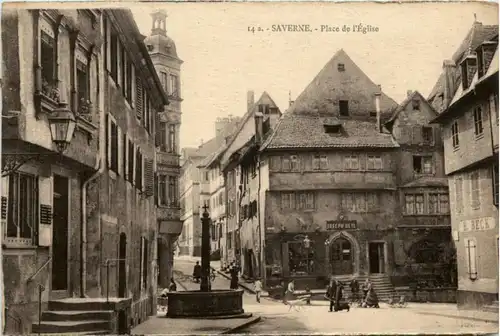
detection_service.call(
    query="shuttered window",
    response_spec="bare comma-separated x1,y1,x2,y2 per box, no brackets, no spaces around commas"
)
128,140,135,186
144,159,154,197
136,76,143,120
135,148,143,191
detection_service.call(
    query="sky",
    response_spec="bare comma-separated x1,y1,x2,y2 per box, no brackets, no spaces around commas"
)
128,2,498,149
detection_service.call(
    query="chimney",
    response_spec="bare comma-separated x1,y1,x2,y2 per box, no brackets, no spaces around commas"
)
442,60,456,109
247,90,255,113
254,111,264,145
407,90,412,98
375,85,382,133
460,54,477,90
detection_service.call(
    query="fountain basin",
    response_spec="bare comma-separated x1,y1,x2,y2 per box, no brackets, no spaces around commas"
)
166,289,245,318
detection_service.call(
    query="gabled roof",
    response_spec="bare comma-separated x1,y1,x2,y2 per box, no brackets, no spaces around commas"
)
427,22,498,112
385,91,438,127
286,49,398,118
263,115,399,150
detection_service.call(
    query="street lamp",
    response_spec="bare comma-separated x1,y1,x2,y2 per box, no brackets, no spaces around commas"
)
47,102,77,153
2,102,76,177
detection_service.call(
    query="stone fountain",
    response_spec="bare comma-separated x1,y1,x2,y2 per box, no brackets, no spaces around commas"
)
166,205,246,318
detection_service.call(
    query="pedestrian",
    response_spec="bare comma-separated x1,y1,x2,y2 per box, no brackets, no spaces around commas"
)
325,278,337,312
254,278,263,303
304,286,311,305
361,278,370,302
349,278,359,304
280,280,287,303
284,280,295,303
229,264,239,290
192,261,201,283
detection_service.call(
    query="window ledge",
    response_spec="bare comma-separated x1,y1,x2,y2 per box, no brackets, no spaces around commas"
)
475,133,485,141
76,115,98,144
453,146,460,152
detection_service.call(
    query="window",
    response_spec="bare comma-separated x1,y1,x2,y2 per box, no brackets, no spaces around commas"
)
337,63,345,72
126,62,132,102
415,194,424,214
168,124,176,153
281,192,295,209
76,60,89,115
110,30,118,82
473,106,483,137
339,100,349,116
413,155,433,174
344,155,359,170
428,194,438,214
290,155,299,171
282,156,291,171
270,156,281,171
141,237,148,290
470,171,480,209
40,30,56,89
451,121,460,148
342,193,379,212
258,104,270,115
204,171,209,182
6,172,38,245
128,140,135,185
465,239,478,280
159,175,167,206
168,176,178,206
493,164,499,206
157,122,167,151
161,71,168,92
288,241,315,275
367,155,383,170
312,154,328,170
422,127,433,144
412,99,420,110
297,192,315,209
405,195,415,214
108,118,119,173
439,194,449,214
493,93,499,125
170,74,179,97
455,177,463,213
135,148,143,191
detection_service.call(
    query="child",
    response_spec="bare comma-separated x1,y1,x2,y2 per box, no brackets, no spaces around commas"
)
305,286,311,305
254,278,263,303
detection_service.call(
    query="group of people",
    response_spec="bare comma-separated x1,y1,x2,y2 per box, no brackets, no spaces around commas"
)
325,278,380,310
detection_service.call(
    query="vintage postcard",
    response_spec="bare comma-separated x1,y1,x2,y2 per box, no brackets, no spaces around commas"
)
1,1,498,335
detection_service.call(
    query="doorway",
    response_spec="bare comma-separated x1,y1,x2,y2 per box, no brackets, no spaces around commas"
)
52,175,69,292
118,233,127,298
330,237,353,275
368,242,385,274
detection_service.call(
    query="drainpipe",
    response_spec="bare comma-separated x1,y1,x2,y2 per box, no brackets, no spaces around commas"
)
80,15,106,298
256,151,263,280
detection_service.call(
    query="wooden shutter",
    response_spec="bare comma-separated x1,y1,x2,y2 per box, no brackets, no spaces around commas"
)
1,176,8,240
106,114,111,168
154,173,159,205
38,176,52,247
281,242,289,276
155,115,162,148
117,127,123,176
124,134,129,181
145,159,154,197
136,76,143,120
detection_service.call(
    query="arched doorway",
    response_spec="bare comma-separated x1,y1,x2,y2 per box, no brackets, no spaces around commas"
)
118,233,127,298
330,237,353,275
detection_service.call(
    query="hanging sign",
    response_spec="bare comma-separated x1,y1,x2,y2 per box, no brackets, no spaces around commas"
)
326,220,357,230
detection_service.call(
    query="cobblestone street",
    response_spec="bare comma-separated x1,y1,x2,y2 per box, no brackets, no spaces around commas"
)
171,259,498,334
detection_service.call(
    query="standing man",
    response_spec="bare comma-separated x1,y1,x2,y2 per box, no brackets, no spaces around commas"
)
254,278,263,303
350,278,360,304
326,278,337,312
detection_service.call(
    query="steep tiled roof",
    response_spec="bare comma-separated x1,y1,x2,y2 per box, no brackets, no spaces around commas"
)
286,49,398,118
264,115,399,149
427,22,498,112
402,177,448,188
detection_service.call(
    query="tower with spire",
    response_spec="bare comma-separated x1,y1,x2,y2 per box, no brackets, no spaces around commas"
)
145,10,183,289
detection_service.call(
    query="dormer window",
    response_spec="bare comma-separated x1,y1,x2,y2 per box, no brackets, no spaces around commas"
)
461,55,477,90
337,63,345,72
258,104,270,114
412,99,420,110
339,100,349,116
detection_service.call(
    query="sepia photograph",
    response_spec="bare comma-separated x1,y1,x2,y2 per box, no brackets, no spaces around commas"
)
0,1,498,335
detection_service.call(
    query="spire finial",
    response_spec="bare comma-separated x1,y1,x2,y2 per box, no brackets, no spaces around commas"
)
474,13,478,22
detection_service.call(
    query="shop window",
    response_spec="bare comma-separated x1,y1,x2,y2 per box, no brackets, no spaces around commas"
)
288,241,315,275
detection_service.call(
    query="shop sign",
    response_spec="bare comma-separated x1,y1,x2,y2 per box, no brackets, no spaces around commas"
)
326,220,357,230
458,217,496,232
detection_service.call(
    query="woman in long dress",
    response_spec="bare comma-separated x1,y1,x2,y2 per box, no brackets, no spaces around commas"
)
284,280,296,303
364,285,380,308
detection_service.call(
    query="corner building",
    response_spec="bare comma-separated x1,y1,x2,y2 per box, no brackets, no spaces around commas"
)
259,50,400,295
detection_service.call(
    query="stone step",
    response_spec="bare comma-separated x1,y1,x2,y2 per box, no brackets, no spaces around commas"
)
42,310,114,322
32,320,110,334
48,300,117,311
34,330,111,335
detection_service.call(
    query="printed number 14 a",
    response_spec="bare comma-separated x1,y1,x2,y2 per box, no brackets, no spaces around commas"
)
248,26,263,33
